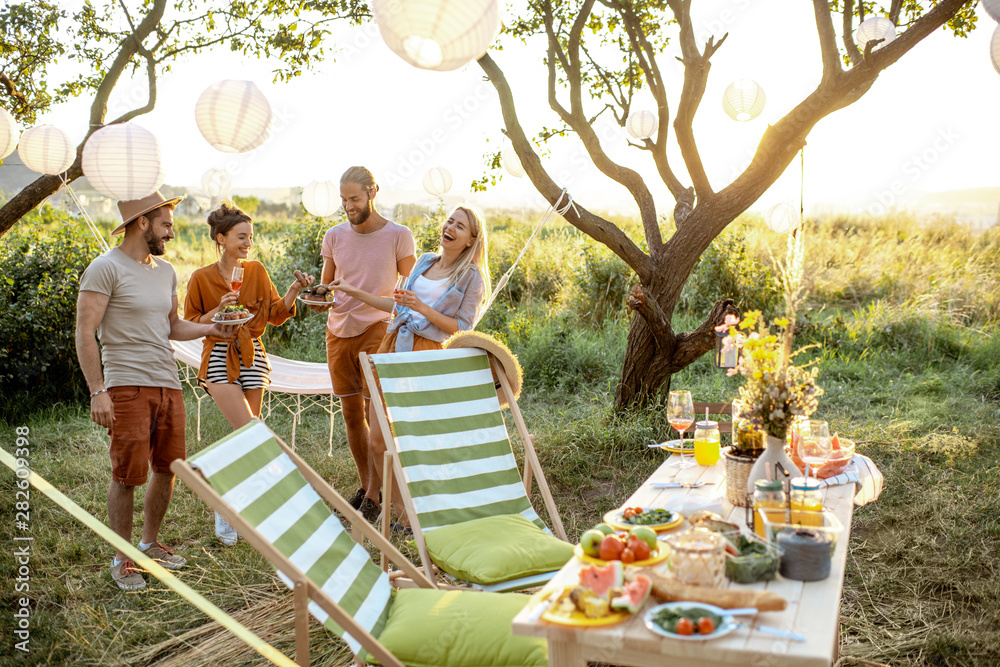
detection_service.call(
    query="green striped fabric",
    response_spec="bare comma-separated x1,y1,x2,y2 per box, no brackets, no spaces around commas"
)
188,421,392,656
372,348,546,533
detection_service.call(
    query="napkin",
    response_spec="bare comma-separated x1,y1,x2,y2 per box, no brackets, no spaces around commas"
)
660,495,726,518
817,453,883,506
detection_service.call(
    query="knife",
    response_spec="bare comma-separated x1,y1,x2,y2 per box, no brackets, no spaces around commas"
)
649,481,714,488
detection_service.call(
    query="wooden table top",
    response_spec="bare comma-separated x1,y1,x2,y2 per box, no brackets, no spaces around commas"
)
512,451,856,667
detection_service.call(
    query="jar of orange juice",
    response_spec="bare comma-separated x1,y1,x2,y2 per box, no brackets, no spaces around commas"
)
789,477,824,526
693,420,720,466
752,479,786,538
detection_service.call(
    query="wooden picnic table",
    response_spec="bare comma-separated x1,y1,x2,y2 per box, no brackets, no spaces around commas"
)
511,451,856,666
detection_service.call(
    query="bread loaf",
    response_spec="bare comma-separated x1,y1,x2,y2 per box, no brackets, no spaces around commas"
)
627,568,787,611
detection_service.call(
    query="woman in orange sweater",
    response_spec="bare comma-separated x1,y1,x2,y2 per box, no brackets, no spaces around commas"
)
184,202,313,543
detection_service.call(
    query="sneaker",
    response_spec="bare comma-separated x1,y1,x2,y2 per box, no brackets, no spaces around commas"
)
390,522,413,538
215,512,238,546
348,488,366,510
111,559,146,591
358,497,381,524
140,541,187,570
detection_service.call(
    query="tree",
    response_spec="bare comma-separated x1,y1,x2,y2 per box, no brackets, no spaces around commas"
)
477,0,978,409
0,0,366,237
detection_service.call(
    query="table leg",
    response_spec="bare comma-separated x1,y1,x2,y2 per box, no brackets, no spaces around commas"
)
549,639,587,667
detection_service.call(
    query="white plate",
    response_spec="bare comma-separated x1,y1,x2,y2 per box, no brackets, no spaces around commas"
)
211,313,253,325
297,294,335,308
643,602,736,641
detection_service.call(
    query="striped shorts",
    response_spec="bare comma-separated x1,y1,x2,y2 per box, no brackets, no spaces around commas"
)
204,339,272,390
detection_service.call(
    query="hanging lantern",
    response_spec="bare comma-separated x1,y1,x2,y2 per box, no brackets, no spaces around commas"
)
985,0,1000,22
81,123,164,200
992,25,1000,75
501,145,525,178
194,80,272,153
423,167,453,196
722,80,766,122
17,125,75,175
0,107,19,161
626,110,657,140
766,202,799,234
371,0,500,72
855,17,896,52
202,168,232,198
715,331,739,369
301,180,339,218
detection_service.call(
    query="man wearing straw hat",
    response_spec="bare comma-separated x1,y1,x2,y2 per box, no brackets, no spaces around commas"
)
75,190,238,590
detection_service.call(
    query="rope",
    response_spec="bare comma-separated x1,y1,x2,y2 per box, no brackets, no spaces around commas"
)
59,175,111,253
476,188,576,325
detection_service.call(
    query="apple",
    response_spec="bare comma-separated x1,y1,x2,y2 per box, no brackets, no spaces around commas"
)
593,523,615,536
599,534,625,561
629,526,658,550
579,529,606,558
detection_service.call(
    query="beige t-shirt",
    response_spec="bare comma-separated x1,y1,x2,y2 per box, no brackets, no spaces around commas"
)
79,246,182,390
321,220,416,338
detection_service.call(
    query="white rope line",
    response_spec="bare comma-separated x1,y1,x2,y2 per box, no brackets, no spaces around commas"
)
60,175,110,252
476,188,574,325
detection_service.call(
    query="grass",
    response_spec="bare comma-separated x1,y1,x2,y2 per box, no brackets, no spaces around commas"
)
1,209,999,666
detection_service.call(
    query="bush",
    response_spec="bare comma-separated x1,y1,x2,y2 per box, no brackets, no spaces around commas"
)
0,218,103,416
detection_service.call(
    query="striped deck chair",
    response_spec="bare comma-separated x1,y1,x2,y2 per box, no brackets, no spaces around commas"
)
361,348,574,592
171,421,547,667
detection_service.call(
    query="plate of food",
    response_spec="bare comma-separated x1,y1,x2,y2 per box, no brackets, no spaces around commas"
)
644,602,735,641
660,438,695,454
574,541,670,567
540,586,632,627
603,507,684,532
297,284,336,308
212,305,253,325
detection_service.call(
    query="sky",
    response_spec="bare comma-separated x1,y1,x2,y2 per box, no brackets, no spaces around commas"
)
25,1,1000,218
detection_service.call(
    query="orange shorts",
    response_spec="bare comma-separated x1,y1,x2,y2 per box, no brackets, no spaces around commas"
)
375,330,443,354
107,386,186,486
326,321,388,398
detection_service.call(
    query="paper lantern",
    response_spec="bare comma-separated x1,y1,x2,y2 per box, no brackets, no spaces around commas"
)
195,80,272,153
202,168,232,198
17,125,75,175
722,80,766,122
766,202,799,234
371,0,500,72
302,180,339,218
855,17,896,52
992,25,1000,75
0,107,18,161
985,0,1000,22
501,145,525,178
423,167,453,196
626,110,657,140
81,123,164,200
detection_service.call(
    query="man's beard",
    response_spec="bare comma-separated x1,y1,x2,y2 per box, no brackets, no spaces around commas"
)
349,207,371,226
144,228,166,255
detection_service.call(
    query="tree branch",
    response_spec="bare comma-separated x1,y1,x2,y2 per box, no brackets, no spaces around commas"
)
842,0,863,66
812,0,842,82
0,72,28,108
889,0,904,26
478,53,654,283
627,285,673,346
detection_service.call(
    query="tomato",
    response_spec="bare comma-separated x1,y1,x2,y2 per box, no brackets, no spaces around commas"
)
620,547,635,564
599,535,625,561
697,616,716,635
629,535,651,561
675,618,695,636
623,508,636,520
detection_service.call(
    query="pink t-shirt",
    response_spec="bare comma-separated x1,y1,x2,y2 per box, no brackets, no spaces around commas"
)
321,220,415,337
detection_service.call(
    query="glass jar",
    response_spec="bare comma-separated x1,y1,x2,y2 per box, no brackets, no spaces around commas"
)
752,478,786,538
667,530,726,587
693,419,721,466
732,399,765,457
789,476,824,526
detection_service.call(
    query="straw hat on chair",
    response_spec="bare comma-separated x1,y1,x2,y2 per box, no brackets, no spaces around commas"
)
444,331,522,407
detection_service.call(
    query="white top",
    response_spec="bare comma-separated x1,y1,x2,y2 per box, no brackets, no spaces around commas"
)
407,274,449,329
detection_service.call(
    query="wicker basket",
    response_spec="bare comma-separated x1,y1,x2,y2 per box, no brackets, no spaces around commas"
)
722,446,756,507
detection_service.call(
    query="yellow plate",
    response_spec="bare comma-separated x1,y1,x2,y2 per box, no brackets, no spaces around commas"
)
541,587,632,627
574,541,670,567
603,508,684,533
660,438,695,454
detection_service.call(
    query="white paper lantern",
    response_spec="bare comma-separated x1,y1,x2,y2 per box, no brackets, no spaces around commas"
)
302,180,339,218
17,125,75,175
855,17,896,52
371,0,500,72
202,168,232,198
984,0,1000,22
765,202,799,234
722,80,766,122
81,123,164,200
195,80,272,153
423,167,453,196
0,107,19,161
501,145,526,178
626,110,657,140
991,25,1000,75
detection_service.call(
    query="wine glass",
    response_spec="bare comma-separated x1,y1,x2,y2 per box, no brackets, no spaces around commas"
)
799,419,832,478
230,266,244,293
388,275,407,322
667,390,696,469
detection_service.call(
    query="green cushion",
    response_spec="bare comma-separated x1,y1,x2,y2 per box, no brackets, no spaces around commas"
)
423,514,574,585
373,588,547,667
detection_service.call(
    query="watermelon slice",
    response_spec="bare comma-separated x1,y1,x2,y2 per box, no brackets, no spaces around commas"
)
578,561,624,599
610,574,651,613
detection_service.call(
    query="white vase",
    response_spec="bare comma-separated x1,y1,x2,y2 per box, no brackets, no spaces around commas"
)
746,434,804,495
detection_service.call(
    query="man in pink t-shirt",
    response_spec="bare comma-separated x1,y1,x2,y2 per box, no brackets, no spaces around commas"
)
320,166,415,522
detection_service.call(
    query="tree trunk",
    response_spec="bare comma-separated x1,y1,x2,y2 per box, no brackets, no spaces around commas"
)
0,161,83,237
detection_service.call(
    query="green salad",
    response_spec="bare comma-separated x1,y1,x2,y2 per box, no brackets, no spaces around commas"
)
652,606,724,635
622,508,676,525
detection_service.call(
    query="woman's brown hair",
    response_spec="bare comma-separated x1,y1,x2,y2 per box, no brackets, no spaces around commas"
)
207,201,252,249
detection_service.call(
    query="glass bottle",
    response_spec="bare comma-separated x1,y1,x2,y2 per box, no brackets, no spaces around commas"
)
752,478,786,538
693,419,721,466
789,476,824,526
